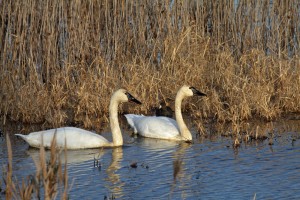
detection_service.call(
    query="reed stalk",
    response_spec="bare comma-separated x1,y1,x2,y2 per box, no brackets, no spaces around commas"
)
3,132,69,199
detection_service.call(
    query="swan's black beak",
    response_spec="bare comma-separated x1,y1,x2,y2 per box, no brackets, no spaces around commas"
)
126,92,142,105
190,87,207,97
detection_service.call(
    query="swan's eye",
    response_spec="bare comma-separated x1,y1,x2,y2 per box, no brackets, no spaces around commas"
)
189,87,197,93
125,92,132,98
125,92,142,105
189,87,207,96
185,140,193,144
125,92,130,99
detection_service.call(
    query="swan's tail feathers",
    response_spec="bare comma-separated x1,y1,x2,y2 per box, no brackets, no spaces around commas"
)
124,114,142,134
15,134,28,142
124,114,135,127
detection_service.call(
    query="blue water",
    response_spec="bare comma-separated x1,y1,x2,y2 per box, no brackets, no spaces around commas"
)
1,120,300,199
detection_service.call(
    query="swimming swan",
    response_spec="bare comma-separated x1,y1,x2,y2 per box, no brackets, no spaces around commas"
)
15,89,142,149
125,85,206,141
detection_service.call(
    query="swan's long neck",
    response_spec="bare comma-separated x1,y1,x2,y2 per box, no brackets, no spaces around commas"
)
109,97,123,146
175,91,192,141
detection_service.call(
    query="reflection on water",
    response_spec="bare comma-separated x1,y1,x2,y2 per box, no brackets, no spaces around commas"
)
1,119,300,199
170,143,192,200
104,147,124,199
27,148,105,165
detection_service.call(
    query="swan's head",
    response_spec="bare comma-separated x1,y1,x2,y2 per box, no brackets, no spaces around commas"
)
180,85,207,97
114,89,142,104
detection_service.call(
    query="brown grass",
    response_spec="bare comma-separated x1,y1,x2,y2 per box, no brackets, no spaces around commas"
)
3,133,69,199
0,0,300,137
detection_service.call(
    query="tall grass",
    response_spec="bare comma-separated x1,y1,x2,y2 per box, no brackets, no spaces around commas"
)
3,133,69,199
0,0,299,132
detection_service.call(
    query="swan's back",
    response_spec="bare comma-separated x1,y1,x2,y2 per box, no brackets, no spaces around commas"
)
125,114,180,140
16,127,110,149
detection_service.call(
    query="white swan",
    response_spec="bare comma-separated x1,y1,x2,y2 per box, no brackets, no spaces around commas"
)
125,85,206,141
15,89,142,149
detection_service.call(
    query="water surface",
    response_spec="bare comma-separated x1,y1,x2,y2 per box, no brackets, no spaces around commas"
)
1,119,300,199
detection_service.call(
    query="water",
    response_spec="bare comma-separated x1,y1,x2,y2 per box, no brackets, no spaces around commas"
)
1,120,300,199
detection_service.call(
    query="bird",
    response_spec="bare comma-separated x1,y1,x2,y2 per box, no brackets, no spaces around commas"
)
15,89,142,149
155,101,173,118
125,85,206,141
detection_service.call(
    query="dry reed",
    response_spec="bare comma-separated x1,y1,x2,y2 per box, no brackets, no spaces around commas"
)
0,0,300,137
2,132,69,199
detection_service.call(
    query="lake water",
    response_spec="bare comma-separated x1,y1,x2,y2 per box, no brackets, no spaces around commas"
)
1,119,300,199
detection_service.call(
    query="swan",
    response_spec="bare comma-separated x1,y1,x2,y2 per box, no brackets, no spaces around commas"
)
15,89,142,149
125,85,206,141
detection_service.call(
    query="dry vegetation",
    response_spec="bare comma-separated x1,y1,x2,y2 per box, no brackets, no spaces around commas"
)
1,1,300,198
0,0,299,133
3,133,69,199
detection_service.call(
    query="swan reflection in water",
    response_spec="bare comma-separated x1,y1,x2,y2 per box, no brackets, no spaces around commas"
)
134,137,193,198
26,147,105,165
104,147,124,198
26,146,125,198
170,142,192,199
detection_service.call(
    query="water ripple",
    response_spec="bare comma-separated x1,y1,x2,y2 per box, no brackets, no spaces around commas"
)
1,130,300,199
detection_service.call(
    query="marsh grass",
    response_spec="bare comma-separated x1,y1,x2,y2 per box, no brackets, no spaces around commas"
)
3,133,69,199
0,0,300,138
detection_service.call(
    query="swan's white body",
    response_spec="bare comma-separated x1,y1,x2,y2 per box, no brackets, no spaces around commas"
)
125,115,181,140
16,127,109,149
15,89,141,149
125,85,206,141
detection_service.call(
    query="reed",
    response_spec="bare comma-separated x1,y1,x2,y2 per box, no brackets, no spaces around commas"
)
3,133,69,199
0,0,299,135
5,134,13,199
